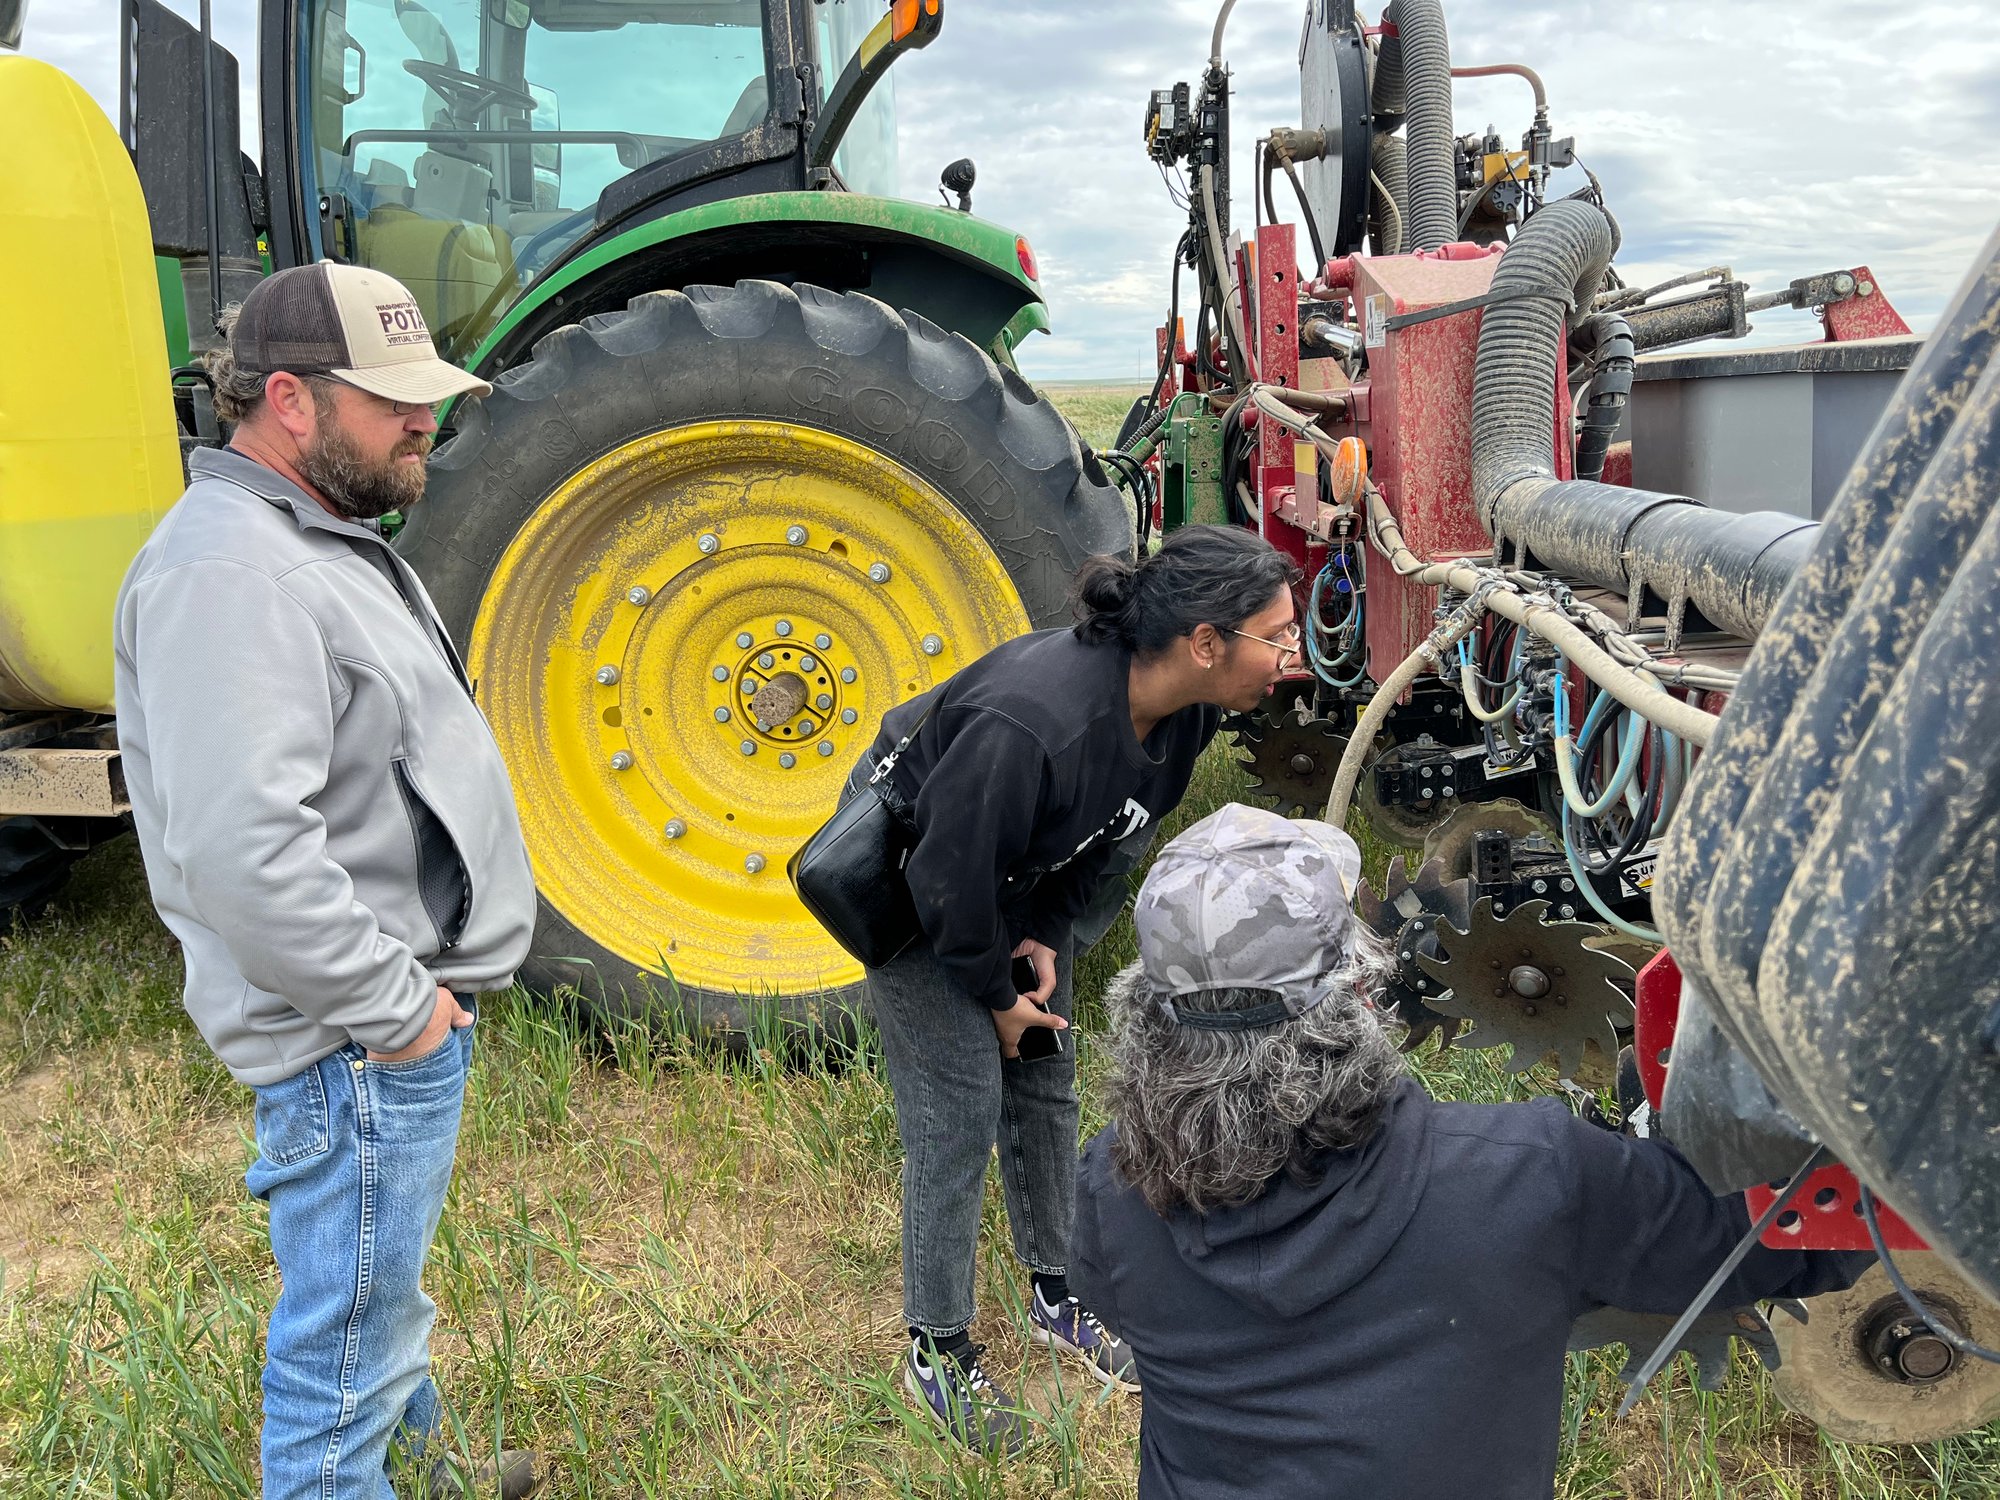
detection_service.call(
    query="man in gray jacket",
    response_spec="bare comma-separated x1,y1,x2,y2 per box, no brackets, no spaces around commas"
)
115,263,539,1499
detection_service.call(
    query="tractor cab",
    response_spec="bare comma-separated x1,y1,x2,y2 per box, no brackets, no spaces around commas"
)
294,0,898,361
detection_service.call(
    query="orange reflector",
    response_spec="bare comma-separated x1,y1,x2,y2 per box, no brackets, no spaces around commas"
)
1016,236,1038,282
925,0,940,12
1328,436,1368,509
891,0,922,39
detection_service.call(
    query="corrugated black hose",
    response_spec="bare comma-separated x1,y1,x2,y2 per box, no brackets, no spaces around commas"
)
1470,197,1819,644
1382,0,1457,252
1571,312,1633,484
1655,222,2000,1305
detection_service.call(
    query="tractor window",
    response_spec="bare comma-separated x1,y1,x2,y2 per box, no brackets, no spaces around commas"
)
311,0,771,362
815,0,898,199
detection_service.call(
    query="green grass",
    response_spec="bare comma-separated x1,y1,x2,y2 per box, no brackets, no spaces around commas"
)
3,753,1995,1495
0,385,1993,1493
1034,382,1149,455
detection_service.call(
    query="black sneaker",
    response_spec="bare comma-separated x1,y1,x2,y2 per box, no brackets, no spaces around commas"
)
904,1339,1028,1454
1028,1289,1141,1392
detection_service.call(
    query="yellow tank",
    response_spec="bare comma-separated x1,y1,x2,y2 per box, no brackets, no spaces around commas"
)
0,55,181,713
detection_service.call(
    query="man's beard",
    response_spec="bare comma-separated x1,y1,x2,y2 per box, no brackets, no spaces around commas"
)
299,421,431,521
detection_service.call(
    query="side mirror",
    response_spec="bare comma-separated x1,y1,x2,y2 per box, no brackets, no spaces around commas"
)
0,0,27,52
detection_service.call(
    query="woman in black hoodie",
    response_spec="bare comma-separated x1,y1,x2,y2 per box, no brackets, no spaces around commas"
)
851,524,1300,1453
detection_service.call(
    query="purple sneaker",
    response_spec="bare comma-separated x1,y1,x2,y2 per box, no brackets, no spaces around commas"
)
1029,1290,1141,1392
904,1339,1027,1453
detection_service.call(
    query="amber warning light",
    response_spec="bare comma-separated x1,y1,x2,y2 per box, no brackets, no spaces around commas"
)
892,0,942,41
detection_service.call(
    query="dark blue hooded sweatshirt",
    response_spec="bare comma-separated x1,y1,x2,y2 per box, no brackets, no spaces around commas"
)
1072,1079,1867,1499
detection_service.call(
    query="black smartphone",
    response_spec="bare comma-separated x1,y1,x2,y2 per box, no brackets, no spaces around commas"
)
1011,955,1065,1061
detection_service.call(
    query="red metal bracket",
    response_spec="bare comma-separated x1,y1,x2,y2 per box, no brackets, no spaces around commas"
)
1255,221,1313,574
1634,950,1927,1251
1822,265,1911,342
1746,1166,1925,1252
1633,948,1681,1110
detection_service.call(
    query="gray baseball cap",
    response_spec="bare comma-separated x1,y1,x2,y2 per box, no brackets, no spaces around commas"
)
1133,803,1363,1031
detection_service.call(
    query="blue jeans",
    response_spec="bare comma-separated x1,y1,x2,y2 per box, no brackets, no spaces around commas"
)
244,1008,473,1500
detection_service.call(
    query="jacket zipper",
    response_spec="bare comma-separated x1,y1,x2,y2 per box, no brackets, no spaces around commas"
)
392,759,473,951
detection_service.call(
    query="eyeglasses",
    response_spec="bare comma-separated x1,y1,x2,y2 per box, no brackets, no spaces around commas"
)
1229,623,1303,660
316,374,436,419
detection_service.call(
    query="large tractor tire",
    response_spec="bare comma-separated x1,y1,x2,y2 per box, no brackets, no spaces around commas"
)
400,281,1129,1031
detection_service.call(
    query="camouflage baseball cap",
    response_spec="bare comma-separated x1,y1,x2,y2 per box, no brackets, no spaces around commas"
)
1133,803,1363,1030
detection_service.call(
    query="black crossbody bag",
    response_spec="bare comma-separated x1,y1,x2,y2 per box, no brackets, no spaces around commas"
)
787,699,940,968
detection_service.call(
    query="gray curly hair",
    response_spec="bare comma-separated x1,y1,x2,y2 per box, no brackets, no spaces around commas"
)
1100,924,1406,1216
202,303,341,425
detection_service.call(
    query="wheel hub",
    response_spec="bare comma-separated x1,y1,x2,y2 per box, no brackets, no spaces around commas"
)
1861,1295,1963,1386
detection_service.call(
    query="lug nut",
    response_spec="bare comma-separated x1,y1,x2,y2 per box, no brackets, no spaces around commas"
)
818,741,835,757
816,693,833,710
595,665,620,685
627,586,651,607
868,562,892,584
799,719,817,734
779,752,797,768
775,620,794,637
736,631,754,649
745,854,766,874
714,706,731,723
712,665,730,682
664,819,686,840
814,633,832,650
840,667,857,684
609,751,634,771
841,708,858,725
740,740,756,756
698,533,720,554
921,635,943,656
759,652,775,669
786,525,809,546
741,679,758,696
799,655,817,672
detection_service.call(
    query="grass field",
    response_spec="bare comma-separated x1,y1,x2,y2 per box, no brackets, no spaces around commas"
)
0,385,1994,1496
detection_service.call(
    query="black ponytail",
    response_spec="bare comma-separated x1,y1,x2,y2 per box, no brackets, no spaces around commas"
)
1071,524,1300,657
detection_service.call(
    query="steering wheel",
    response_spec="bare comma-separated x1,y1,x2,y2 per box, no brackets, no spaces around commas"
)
402,59,538,124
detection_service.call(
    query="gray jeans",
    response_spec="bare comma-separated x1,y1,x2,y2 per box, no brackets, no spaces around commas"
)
865,933,1079,1338
842,758,1080,1335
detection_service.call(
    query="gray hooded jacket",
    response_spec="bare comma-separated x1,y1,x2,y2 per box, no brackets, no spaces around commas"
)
114,446,536,1086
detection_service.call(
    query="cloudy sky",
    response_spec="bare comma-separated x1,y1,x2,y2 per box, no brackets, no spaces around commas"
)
23,0,1999,380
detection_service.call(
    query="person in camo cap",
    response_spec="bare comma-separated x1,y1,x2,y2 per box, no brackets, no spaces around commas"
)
1071,803,1866,1500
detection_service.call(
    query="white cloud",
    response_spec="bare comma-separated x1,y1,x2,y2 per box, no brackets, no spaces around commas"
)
19,0,1995,377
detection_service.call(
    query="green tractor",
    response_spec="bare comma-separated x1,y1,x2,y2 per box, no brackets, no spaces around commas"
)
0,0,1128,1027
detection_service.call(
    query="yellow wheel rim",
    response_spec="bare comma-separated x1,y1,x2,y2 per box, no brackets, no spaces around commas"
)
469,420,1030,995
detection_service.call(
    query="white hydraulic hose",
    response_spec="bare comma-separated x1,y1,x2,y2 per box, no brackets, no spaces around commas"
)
1323,598,1485,829
1370,493,1723,748
1210,0,1239,66
1200,164,1256,381
1248,380,1728,825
